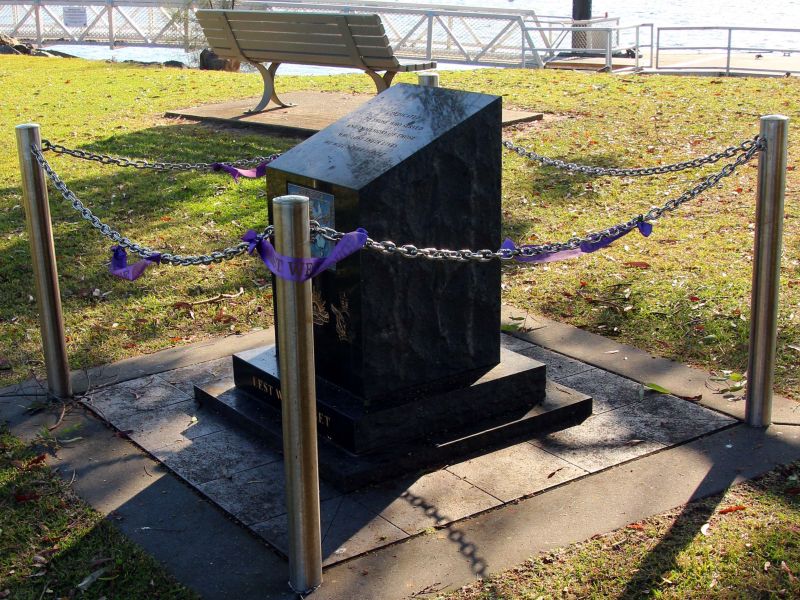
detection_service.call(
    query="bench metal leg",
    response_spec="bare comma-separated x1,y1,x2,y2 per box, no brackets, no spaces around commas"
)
365,69,397,93
248,62,293,113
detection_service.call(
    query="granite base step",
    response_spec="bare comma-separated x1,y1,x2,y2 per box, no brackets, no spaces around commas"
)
195,379,592,492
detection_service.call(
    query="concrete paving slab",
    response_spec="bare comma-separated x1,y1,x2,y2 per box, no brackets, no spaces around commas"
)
514,344,595,382
253,495,408,566
197,462,340,526
557,367,651,414
615,394,736,445
166,91,543,137
88,376,192,421
153,427,282,486
124,399,224,450
446,442,588,503
351,469,503,534
530,411,666,472
157,356,233,396
196,462,295,526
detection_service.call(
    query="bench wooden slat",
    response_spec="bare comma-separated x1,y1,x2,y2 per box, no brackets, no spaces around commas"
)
242,50,366,68
228,31,342,46
205,33,399,61
223,20,341,35
216,10,380,26
226,30,390,49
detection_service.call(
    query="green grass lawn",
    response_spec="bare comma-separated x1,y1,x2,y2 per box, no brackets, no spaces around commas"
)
0,52,798,599
0,57,797,400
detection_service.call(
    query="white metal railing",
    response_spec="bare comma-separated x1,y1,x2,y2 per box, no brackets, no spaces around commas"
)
0,0,635,68
656,26,800,75
526,23,654,71
0,0,197,49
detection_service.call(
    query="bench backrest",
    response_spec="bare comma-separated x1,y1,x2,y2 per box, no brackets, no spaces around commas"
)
195,10,401,70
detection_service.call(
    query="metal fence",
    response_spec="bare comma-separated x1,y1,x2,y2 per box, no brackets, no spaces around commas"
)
655,26,800,75
527,22,654,70
0,0,196,48
0,0,638,67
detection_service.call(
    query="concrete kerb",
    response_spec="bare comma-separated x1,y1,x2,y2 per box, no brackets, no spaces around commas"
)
500,306,800,426
3,314,800,599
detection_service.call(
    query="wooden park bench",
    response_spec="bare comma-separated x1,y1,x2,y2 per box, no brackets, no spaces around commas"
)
195,9,437,113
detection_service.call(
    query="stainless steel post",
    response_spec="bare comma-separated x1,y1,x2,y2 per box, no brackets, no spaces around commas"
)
15,124,72,400
418,72,439,87
746,115,789,427
725,28,733,75
273,195,323,592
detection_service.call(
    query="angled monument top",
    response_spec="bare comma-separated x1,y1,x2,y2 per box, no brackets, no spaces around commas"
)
268,83,501,190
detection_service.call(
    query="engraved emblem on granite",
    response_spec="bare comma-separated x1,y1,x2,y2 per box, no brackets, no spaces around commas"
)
311,286,330,326
330,293,353,343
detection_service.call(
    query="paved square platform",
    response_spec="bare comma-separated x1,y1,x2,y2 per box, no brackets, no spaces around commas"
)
83,332,734,567
3,312,799,600
165,91,542,137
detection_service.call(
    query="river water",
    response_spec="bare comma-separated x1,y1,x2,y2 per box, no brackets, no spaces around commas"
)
26,0,800,71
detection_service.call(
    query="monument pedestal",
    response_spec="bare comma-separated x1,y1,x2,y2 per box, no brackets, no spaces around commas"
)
228,345,547,453
192,84,593,489
195,346,591,491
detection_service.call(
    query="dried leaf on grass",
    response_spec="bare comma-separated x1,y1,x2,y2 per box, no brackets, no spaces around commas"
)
76,566,109,592
718,505,746,515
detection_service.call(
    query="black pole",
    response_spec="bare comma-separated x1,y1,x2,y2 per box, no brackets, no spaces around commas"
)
572,0,592,49
572,0,592,21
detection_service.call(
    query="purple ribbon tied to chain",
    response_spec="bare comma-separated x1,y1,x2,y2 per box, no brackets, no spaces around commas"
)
243,228,368,282
503,221,653,264
110,246,161,280
211,161,271,182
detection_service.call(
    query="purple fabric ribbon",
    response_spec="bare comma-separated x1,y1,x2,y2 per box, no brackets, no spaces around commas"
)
243,228,368,282
109,246,161,280
503,221,653,264
211,161,270,182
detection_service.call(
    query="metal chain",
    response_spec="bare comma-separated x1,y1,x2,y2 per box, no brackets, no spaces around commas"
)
32,145,273,266
503,136,761,178
32,135,764,267
41,140,281,172
312,137,765,261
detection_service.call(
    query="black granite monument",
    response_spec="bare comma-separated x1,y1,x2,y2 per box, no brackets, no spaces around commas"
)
196,84,591,487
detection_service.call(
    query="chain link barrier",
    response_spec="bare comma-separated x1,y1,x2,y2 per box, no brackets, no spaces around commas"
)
314,137,765,261
41,140,281,173
503,136,761,178
32,145,273,266
33,135,765,266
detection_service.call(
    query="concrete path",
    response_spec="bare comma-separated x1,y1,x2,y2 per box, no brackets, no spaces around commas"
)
2,312,799,600
165,91,542,137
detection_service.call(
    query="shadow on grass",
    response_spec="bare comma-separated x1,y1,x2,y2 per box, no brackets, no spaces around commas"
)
614,464,800,599
500,149,659,242
0,121,299,375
